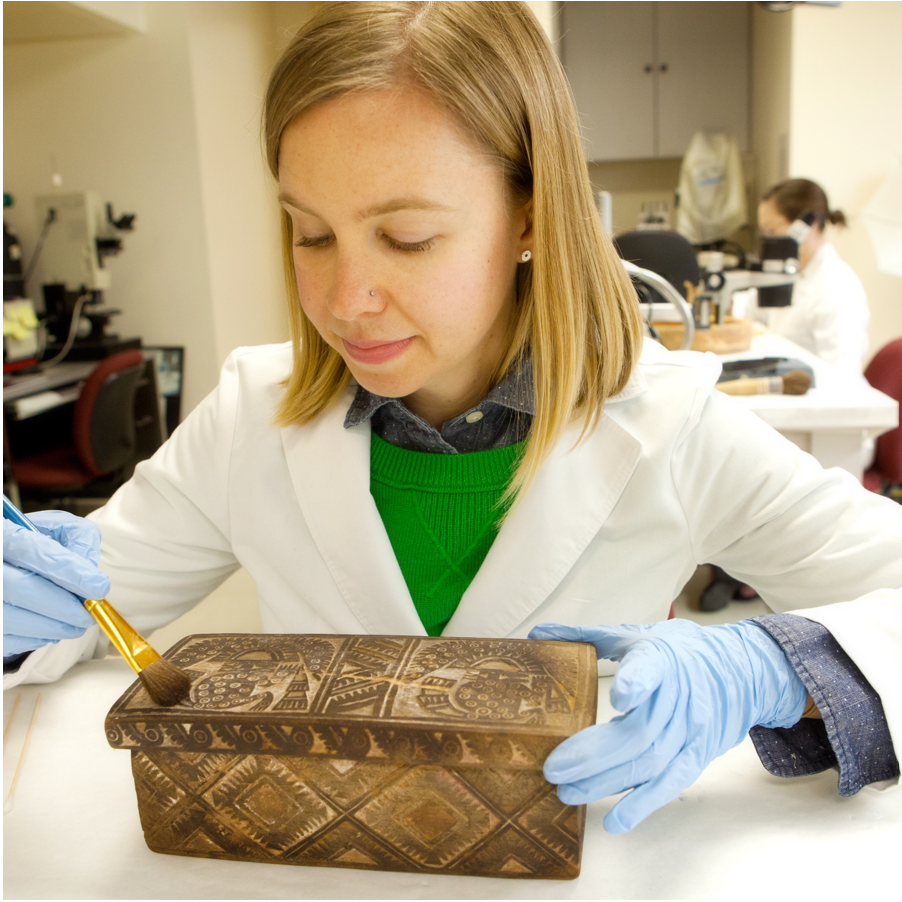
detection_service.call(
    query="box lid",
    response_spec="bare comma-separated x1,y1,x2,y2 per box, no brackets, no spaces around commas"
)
105,634,597,770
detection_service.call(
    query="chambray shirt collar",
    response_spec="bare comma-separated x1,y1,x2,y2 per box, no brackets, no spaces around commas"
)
344,358,535,454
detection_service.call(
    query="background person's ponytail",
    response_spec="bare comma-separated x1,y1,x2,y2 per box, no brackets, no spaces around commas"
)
828,208,848,227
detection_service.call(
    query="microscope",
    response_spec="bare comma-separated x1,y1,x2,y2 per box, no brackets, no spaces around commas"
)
619,219,808,357
693,217,814,329
32,191,138,361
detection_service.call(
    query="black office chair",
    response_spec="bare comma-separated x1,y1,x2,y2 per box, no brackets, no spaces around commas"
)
614,230,700,301
12,350,145,507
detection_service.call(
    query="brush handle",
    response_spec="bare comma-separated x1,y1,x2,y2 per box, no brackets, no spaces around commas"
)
82,598,160,673
3,495,156,676
717,376,783,396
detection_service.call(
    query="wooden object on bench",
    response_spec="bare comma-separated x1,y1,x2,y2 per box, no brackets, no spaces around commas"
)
105,633,598,880
653,316,753,354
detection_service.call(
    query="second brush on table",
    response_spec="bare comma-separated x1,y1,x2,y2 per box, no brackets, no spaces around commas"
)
716,369,812,396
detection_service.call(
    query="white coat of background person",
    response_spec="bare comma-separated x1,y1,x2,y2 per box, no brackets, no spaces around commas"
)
3,2,901,838
756,178,870,373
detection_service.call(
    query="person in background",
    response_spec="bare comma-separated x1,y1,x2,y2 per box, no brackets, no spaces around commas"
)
757,178,870,374
702,180,875,613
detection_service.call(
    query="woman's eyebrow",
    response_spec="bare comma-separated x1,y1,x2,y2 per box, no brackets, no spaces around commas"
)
277,192,317,215
277,191,457,220
360,197,459,219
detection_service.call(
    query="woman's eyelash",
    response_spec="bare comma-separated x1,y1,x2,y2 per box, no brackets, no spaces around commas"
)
293,234,434,253
384,235,434,253
294,234,333,248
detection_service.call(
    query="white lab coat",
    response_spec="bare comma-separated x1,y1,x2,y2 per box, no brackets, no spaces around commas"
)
5,340,901,781
759,242,870,373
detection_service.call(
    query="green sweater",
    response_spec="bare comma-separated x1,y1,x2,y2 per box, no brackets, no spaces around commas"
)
369,433,524,636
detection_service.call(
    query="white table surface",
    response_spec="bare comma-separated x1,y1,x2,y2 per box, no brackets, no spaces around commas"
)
4,658,900,900
716,332,898,477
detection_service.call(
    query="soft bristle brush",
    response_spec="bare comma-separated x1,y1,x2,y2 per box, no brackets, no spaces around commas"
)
716,369,812,397
3,496,191,707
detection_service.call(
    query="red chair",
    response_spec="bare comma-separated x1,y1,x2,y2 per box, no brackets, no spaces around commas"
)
13,350,145,494
863,338,902,496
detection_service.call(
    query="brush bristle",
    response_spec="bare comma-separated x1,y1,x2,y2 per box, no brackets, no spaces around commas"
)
782,369,812,396
139,657,192,707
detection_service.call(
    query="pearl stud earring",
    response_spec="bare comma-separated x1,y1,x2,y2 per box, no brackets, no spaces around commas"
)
369,290,376,296
520,250,532,263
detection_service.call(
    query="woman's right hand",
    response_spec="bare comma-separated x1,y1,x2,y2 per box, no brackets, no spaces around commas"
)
3,511,110,657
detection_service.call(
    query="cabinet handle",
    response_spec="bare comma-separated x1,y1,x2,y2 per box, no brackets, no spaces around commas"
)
660,63,669,73
644,64,653,74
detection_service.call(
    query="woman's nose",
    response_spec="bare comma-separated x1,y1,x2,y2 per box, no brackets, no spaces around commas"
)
326,255,384,320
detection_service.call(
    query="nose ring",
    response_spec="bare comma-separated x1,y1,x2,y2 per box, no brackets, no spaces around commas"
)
369,290,376,296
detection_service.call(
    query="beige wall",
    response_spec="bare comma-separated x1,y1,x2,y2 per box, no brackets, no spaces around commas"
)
788,1,902,358
750,3,791,196
184,1,286,371
271,1,322,55
526,0,557,42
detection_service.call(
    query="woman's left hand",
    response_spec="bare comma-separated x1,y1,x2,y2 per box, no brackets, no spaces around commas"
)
528,619,808,834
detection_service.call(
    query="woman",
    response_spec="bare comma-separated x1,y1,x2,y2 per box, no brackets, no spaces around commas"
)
4,2,901,837
757,178,870,373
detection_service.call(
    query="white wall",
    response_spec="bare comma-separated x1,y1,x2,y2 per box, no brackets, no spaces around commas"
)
788,1,902,358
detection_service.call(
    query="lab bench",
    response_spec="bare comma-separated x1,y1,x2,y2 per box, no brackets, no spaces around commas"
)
719,331,898,479
3,657,899,900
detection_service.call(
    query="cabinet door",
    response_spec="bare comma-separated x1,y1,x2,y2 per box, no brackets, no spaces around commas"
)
560,2,656,161
657,2,750,158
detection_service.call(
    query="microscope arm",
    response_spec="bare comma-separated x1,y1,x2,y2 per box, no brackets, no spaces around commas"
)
622,260,696,351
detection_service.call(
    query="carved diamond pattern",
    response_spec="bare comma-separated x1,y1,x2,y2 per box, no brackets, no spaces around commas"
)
354,766,499,868
133,751,582,878
280,755,405,810
396,792,463,844
181,827,230,856
131,752,185,828
286,819,410,871
203,756,336,851
150,750,240,793
238,775,299,829
517,788,584,866
458,825,571,879
453,764,546,815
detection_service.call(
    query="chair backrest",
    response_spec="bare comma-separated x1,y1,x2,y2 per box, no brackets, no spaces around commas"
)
864,338,902,484
614,230,700,300
73,350,145,477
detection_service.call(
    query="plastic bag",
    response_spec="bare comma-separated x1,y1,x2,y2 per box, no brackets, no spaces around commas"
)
677,131,748,245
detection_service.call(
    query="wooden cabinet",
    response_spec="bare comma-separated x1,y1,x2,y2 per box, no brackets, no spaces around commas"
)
559,2,750,161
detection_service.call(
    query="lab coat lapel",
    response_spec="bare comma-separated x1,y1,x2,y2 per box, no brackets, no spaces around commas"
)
280,391,425,636
443,410,642,639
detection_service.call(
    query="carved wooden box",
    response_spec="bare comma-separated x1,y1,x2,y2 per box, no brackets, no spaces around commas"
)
106,634,597,880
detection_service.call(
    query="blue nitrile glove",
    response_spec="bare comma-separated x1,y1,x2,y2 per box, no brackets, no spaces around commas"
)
3,511,110,657
529,619,807,834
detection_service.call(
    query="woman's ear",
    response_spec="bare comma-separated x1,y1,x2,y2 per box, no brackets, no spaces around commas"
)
515,198,534,257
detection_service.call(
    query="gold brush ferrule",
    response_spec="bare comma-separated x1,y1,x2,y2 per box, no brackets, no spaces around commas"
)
82,598,161,674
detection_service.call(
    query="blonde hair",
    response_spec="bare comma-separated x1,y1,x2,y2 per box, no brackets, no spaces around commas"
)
264,1,643,501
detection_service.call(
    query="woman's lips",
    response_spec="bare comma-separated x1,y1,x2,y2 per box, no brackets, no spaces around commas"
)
342,337,413,365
